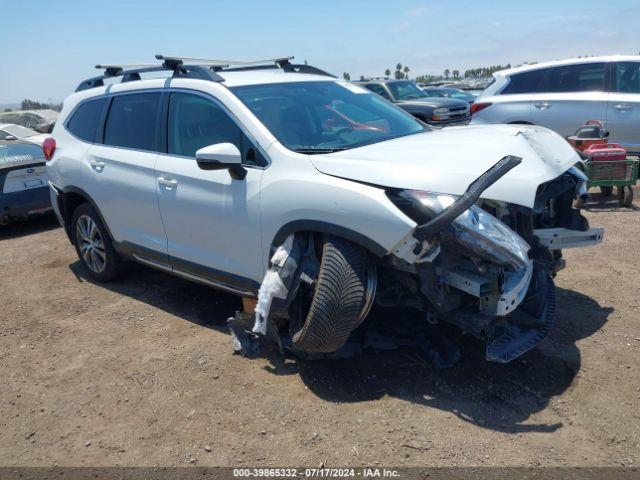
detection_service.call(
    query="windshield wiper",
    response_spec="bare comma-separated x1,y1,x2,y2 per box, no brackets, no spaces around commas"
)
294,147,348,154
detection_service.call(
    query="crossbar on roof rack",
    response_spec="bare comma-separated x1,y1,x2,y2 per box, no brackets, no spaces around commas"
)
155,54,294,66
76,55,335,92
94,64,158,77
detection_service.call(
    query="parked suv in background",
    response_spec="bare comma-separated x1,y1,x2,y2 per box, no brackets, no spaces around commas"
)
356,80,470,126
471,56,640,154
46,56,602,363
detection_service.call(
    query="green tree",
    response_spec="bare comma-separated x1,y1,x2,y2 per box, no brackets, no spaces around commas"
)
385,68,391,79
342,72,351,81
403,66,410,79
395,63,404,79
444,69,450,80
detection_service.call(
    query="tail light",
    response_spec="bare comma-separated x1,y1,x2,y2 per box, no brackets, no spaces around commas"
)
43,137,56,161
470,102,492,116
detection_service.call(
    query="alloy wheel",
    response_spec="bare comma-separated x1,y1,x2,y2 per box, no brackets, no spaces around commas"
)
75,215,107,273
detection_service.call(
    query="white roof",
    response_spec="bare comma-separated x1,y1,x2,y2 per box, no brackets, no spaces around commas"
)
217,69,334,87
496,55,640,77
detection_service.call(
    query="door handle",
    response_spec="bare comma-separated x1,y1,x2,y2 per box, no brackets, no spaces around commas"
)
614,103,632,112
158,176,178,189
89,159,105,171
534,102,552,110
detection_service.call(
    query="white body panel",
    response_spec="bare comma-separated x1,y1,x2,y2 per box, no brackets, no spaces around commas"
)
310,124,578,208
84,144,167,254
155,153,264,282
259,142,415,271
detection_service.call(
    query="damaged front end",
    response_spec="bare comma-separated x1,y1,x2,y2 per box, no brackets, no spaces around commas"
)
383,157,603,363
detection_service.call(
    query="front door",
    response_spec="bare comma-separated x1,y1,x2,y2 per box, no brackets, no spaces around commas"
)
607,61,640,153
155,91,265,293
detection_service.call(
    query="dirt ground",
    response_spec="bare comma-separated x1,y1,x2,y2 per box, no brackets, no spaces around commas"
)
1,189,639,468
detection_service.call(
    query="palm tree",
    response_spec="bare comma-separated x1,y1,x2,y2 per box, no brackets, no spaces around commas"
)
395,63,403,79
385,69,391,79
452,69,459,79
403,66,410,79
444,69,450,80
342,72,351,81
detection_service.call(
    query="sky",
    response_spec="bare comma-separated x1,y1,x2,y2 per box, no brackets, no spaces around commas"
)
1,0,639,104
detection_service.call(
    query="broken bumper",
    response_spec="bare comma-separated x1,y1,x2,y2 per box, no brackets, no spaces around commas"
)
534,227,604,250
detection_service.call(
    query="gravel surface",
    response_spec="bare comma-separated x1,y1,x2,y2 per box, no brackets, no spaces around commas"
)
0,189,638,467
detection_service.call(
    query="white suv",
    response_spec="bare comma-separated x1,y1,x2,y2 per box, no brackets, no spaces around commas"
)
47,56,603,363
471,56,640,154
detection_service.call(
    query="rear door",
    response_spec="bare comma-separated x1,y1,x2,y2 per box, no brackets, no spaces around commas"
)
607,61,640,153
154,91,265,291
489,69,551,124
84,91,168,262
530,62,608,137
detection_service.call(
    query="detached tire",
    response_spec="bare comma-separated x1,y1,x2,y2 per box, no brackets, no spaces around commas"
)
291,236,369,353
71,203,124,282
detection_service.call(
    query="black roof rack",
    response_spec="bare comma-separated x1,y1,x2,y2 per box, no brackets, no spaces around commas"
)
75,55,335,92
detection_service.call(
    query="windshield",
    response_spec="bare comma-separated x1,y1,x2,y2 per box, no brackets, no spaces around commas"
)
442,88,475,100
386,81,428,100
231,81,426,152
422,89,446,97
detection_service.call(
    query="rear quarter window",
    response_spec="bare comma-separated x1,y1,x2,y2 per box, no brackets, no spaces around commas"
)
66,97,106,142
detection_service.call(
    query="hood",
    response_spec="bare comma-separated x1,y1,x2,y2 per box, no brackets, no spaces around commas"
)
310,124,579,208
398,96,466,109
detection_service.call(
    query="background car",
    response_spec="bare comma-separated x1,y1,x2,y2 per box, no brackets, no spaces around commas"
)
421,86,476,103
470,55,640,154
0,139,51,225
356,79,470,126
0,109,59,133
0,123,49,145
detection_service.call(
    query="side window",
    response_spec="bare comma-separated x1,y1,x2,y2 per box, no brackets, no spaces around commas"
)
365,84,391,100
614,62,640,94
539,63,606,93
66,97,106,142
104,92,161,151
501,69,546,95
168,92,266,166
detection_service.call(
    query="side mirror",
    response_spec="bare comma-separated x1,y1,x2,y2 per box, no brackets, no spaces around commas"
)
195,143,246,179
4,135,17,141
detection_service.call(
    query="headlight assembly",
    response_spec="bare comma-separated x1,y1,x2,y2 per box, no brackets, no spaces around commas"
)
390,190,531,270
432,107,450,120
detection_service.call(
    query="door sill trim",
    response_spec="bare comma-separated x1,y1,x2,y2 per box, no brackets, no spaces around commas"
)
171,268,257,298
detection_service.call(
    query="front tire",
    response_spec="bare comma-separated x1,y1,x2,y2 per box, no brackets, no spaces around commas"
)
290,236,370,353
71,203,124,282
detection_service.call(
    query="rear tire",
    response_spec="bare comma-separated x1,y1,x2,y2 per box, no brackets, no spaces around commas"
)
71,203,124,282
291,236,369,353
